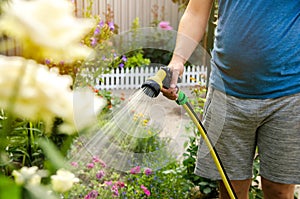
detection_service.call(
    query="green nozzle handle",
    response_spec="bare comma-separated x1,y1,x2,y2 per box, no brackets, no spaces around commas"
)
176,90,188,105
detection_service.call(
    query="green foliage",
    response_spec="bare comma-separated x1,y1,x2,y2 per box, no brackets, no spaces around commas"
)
182,134,219,198
109,51,150,70
1,116,45,173
0,111,76,176
0,174,21,199
38,138,69,172
124,51,151,68
249,155,263,199
118,131,169,154
143,49,173,66
188,86,207,117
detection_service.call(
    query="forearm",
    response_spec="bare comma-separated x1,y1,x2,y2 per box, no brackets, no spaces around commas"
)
170,0,214,72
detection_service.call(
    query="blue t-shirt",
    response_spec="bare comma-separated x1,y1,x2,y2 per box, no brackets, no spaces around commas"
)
210,0,300,99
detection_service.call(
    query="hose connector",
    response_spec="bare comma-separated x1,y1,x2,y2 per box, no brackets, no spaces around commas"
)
176,90,188,105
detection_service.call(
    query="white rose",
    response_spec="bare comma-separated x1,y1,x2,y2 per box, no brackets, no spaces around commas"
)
0,0,95,63
12,166,41,186
0,55,106,134
51,169,79,193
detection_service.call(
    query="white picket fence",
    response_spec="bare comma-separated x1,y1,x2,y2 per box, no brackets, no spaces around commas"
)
93,65,207,90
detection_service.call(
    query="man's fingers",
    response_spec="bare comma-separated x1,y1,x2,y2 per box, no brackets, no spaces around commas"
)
161,87,178,100
170,69,180,89
161,63,183,101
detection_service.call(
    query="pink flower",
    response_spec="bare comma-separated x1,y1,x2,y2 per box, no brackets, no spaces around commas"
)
71,162,78,167
84,190,98,199
144,189,151,197
130,166,141,174
141,185,151,197
111,185,119,197
92,156,107,167
159,21,173,30
115,181,125,188
96,170,105,180
99,160,107,168
144,168,152,176
105,180,113,186
92,156,100,163
86,163,94,169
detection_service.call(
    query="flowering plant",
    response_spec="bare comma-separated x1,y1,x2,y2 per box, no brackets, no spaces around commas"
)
10,166,80,198
158,21,173,30
66,155,192,198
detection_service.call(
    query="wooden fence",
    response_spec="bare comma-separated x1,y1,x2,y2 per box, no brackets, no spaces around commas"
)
0,0,183,56
92,65,207,90
74,0,183,32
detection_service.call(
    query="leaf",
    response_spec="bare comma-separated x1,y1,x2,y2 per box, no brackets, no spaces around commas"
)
198,181,209,186
38,138,69,171
203,187,212,194
162,170,176,174
0,175,21,199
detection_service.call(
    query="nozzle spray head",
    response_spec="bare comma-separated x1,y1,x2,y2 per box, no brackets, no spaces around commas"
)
141,79,161,98
141,66,174,98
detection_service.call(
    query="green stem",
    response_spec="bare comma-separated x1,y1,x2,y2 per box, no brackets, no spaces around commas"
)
27,122,34,166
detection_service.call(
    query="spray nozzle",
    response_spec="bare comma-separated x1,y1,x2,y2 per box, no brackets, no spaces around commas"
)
141,66,181,98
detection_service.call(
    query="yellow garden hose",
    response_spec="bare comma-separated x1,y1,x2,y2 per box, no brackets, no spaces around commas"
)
178,95,237,199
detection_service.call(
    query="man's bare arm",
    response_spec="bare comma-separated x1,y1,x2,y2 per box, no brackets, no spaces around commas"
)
170,0,214,74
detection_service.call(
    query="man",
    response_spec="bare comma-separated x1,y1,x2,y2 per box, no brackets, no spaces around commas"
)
161,0,300,198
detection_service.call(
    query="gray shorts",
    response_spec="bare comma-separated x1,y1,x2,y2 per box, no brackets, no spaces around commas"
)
194,87,300,184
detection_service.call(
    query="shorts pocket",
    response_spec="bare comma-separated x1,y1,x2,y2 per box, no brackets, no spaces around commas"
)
202,87,214,120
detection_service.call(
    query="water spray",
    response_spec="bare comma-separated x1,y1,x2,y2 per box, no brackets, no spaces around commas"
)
142,66,237,199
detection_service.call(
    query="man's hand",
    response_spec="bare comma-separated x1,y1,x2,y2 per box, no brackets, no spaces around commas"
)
161,62,184,100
